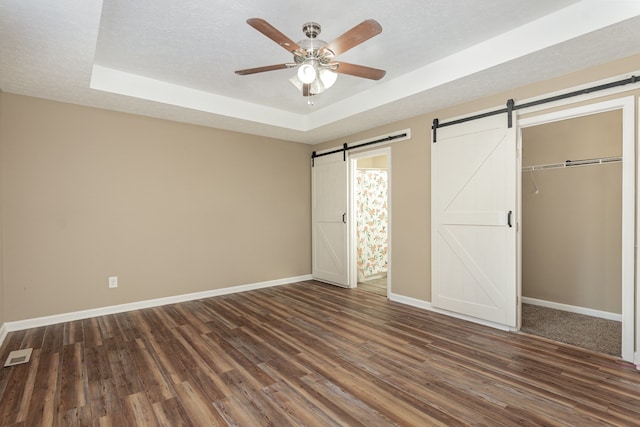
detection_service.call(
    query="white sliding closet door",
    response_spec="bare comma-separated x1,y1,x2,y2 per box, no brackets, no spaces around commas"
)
432,114,517,327
312,152,348,287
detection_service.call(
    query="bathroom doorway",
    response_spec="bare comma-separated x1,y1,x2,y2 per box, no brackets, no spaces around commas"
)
352,150,390,297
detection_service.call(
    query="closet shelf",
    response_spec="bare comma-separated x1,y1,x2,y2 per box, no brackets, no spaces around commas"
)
522,156,622,172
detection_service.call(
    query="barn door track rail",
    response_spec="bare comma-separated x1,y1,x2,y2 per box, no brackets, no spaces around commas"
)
431,75,640,143
311,131,407,166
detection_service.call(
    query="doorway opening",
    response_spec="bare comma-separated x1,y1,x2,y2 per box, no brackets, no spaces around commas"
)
518,97,635,362
350,149,390,297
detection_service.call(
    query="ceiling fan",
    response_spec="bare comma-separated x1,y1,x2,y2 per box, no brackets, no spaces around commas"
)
235,18,386,97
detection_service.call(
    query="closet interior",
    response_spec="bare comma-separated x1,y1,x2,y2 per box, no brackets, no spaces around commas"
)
520,110,623,356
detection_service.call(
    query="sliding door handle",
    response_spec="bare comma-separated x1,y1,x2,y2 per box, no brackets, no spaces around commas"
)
507,210,513,228
342,213,347,224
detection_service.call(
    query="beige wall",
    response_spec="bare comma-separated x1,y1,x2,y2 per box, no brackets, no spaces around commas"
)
1,94,312,321
522,111,622,313
357,155,388,169
2,54,639,324
315,54,640,304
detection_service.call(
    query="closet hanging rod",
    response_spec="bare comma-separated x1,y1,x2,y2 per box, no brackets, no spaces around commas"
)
521,156,622,172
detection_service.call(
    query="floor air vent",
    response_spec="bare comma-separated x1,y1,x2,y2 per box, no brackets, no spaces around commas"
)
4,348,33,367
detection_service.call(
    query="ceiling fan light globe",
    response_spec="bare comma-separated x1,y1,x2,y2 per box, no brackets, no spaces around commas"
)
298,63,317,84
319,69,337,89
310,79,325,95
289,75,304,91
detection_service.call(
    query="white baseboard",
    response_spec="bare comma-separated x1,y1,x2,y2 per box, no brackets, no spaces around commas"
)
0,274,312,348
387,292,431,310
0,323,8,350
522,297,622,322
388,292,511,332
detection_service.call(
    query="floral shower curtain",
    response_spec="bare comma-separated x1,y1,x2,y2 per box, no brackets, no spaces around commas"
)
356,169,388,281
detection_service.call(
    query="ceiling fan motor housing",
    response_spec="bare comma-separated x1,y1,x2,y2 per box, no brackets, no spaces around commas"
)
296,23,334,66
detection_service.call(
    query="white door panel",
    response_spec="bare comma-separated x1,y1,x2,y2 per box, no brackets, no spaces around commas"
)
432,114,517,327
312,153,348,287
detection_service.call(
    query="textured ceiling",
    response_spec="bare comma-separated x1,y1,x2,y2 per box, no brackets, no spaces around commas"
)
2,1,640,144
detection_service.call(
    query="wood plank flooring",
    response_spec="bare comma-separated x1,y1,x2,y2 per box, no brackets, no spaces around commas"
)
1,280,639,426
357,275,387,297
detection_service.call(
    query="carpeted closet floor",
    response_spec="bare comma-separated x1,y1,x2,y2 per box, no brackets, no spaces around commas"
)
520,303,621,357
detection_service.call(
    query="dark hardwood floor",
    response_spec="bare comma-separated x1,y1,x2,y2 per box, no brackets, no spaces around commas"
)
0,280,639,426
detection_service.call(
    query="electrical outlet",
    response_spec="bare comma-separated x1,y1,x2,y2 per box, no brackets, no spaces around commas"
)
108,276,118,288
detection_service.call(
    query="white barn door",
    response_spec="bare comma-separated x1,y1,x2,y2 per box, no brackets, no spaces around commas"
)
432,114,517,327
312,152,348,287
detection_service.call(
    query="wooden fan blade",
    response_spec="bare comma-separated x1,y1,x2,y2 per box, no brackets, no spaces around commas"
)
333,62,386,80
247,18,302,54
235,63,294,75
302,84,311,97
322,19,382,56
